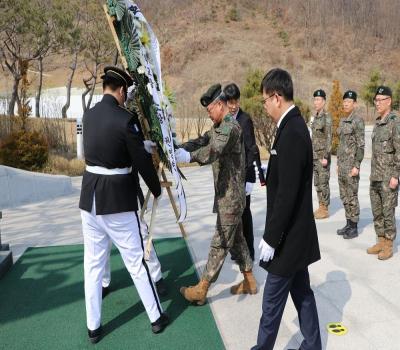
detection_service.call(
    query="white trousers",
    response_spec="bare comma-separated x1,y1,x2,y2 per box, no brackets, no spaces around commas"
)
102,218,162,287
81,203,162,330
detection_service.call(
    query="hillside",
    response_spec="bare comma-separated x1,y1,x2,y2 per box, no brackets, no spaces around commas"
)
1,0,400,119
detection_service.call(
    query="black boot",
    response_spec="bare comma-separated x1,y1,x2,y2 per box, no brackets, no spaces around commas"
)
102,286,110,299
156,278,168,297
151,313,169,334
343,221,358,239
88,325,102,344
337,219,351,235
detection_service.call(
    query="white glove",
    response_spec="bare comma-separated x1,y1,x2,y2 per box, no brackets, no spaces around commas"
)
259,239,275,262
143,140,157,154
245,182,254,196
175,148,191,163
126,85,136,102
253,161,268,178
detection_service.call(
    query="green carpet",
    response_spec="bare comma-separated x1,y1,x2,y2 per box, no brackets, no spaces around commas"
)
0,238,225,349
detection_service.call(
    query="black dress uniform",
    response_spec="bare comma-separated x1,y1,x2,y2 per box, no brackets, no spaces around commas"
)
79,94,160,213
79,66,168,341
235,108,257,260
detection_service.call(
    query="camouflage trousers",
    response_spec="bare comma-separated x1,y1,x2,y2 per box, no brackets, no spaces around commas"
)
338,174,360,222
370,181,399,241
313,160,331,206
202,213,253,283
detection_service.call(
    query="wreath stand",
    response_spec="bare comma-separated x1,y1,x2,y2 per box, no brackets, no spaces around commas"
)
103,5,187,259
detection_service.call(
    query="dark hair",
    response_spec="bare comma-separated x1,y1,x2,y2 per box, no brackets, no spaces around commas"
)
260,68,293,101
102,75,126,95
223,83,241,100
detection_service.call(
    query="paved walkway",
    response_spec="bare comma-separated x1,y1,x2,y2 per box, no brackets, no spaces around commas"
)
2,157,400,350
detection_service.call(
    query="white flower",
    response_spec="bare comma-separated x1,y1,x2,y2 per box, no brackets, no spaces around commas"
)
137,66,145,74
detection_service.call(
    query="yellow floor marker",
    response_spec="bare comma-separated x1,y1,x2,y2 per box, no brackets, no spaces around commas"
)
326,322,348,336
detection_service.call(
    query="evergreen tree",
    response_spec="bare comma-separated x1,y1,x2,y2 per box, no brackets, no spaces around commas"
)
361,70,382,119
241,68,276,151
327,80,343,155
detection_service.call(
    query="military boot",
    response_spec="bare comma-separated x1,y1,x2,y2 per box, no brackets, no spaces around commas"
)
343,221,358,239
230,270,258,295
378,238,393,260
367,237,385,255
314,204,329,219
337,219,351,235
180,279,210,305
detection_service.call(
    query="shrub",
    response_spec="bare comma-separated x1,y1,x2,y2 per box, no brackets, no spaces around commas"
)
228,7,240,21
43,155,85,176
294,98,311,123
327,80,344,155
0,130,49,171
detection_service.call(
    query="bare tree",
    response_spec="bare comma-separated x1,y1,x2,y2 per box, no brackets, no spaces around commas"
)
81,1,114,112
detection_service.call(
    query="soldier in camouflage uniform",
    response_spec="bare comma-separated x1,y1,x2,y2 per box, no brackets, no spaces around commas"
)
367,86,400,260
174,84,257,305
311,89,332,219
336,90,365,239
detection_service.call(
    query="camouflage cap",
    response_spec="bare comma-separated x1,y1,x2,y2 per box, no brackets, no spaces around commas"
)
375,86,392,98
343,90,357,101
200,83,226,107
313,89,326,99
101,66,134,90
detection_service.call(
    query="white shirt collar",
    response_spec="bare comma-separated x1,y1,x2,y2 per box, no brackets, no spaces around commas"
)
277,104,295,129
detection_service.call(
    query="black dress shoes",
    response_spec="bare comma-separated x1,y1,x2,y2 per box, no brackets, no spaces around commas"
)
102,286,110,299
151,313,169,334
155,278,168,297
88,325,102,344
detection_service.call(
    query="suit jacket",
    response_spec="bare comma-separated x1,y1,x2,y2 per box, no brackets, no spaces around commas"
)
236,109,257,183
260,106,320,277
79,94,161,215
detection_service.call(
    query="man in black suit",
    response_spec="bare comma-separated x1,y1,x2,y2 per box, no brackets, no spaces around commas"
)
79,66,169,343
223,83,259,260
252,68,321,350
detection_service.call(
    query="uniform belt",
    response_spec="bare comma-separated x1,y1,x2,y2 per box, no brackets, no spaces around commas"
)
85,165,132,175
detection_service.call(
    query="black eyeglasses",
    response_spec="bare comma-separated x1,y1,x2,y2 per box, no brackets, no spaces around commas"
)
262,93,277,105
373,97,390,104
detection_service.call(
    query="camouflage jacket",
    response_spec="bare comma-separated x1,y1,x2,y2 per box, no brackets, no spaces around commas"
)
311,110,332,160
181,114,246,217
337,111,365,175
370,111,400,181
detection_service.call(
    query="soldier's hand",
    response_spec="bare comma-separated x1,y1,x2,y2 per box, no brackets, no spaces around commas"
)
254,161,268,178
350,167,359,177
143,140,157,154
389,177,399,190
175,148,191,163
245,182,254,196
321,158,328,167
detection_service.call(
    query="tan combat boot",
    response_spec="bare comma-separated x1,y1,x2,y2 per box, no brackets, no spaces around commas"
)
378,238,393,260
366,236,385,255
230,270,258,295
180,280,210,305
314,204,329,219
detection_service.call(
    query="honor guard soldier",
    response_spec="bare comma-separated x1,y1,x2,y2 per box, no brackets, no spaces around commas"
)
367,86,400,260
175,84,257,305
79,66,168,343
336,90,365,239
311,89,332,219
